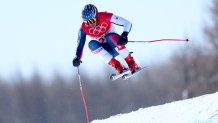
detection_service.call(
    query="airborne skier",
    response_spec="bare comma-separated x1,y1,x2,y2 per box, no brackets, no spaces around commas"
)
72,4,139,74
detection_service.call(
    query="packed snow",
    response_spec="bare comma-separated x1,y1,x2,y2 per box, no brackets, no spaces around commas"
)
92,92,218,123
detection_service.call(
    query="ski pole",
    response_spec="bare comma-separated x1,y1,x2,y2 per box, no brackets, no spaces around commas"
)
77,67,90,123
128,38,189,43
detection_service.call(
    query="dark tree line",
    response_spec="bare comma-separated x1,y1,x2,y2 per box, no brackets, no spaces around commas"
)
0,70,187,123
0,1,218,123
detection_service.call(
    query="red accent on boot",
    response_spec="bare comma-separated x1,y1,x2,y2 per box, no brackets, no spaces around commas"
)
108,58,124,73
125,54,138,72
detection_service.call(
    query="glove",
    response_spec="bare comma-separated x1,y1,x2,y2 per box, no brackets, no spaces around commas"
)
117,32,128,46
72,57,82,67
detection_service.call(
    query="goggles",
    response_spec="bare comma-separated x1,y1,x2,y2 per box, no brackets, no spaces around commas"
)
84,18,97,25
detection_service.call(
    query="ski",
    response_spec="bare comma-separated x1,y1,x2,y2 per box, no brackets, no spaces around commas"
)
110,69,131,81
122,67,146,80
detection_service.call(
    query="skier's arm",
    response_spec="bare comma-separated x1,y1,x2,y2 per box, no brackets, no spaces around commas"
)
110,14,132,45
76,29,86,59
110,14,132,35
73,29,86,67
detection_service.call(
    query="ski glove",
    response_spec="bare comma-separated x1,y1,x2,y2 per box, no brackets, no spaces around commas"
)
117,32,128,46
72,57,82,67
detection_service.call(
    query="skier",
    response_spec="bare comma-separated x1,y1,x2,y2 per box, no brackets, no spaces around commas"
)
72,4,139,74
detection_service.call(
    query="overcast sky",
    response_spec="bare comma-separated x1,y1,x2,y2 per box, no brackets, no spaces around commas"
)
0,0,211,79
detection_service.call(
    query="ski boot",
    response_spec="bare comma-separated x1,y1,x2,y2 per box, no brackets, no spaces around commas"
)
108,58,125,74
124,54,139,73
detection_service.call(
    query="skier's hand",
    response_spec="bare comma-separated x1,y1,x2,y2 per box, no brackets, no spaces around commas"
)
72,57,82,67
117,32,128,46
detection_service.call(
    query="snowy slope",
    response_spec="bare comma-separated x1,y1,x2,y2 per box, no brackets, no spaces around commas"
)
92,92,218,123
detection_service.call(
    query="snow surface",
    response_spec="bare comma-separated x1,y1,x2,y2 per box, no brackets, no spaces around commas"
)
92,92,218,123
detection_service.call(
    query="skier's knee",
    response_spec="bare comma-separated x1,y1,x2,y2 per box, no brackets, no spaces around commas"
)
105,33,120,47
88,40,102,51
105,33,119,42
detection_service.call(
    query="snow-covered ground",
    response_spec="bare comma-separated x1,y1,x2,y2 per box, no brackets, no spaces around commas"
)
92,92,218,123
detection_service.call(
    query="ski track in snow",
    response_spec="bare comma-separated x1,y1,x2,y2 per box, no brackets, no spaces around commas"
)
91,92,218,123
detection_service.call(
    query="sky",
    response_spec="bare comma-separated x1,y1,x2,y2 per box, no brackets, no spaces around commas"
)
92,92,218,123
0,0,211,79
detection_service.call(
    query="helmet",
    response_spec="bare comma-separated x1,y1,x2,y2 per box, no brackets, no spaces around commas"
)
82,4,98,21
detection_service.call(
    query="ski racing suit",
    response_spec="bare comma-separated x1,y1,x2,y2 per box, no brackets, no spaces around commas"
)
75,12,138,73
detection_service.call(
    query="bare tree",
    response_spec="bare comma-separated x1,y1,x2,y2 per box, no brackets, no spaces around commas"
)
205,0,218,52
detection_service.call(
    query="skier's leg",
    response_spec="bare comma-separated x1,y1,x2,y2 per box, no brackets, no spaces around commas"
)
105,33,139,73
105,33,129,58
88,40,124,73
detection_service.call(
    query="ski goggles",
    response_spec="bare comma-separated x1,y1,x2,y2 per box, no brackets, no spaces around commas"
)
84,18,97,25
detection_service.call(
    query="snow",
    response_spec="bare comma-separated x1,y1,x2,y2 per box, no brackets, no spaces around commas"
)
91,92,218,123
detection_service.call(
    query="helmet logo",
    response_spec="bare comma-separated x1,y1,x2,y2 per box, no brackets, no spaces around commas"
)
89,22,108,36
